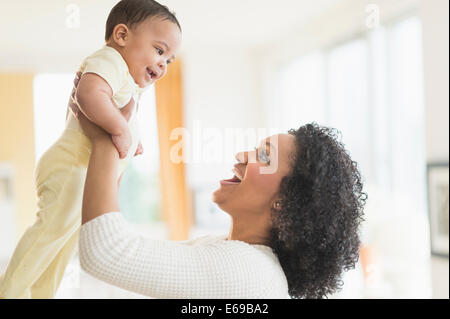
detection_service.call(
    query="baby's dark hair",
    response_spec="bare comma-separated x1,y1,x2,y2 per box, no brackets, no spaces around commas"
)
105,0,181,42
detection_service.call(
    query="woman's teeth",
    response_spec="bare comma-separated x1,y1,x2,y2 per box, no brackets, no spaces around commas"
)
232,168,243,181
219,168,243,185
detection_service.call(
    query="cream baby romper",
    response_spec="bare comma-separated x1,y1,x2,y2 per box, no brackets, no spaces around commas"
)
0,45,145,299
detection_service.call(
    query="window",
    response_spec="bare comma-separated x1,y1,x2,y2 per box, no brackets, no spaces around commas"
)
276,52,326,129
33,74,73,162
327,39,372,183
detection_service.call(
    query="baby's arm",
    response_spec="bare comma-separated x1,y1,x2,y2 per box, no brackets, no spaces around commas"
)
76,73,131,158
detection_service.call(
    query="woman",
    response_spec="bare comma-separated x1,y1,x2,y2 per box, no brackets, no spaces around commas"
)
70,76,367,299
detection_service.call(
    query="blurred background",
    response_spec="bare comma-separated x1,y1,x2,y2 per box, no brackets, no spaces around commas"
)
0,0,448,299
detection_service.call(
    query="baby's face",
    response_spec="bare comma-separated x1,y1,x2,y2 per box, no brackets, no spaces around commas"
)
121,17,182,88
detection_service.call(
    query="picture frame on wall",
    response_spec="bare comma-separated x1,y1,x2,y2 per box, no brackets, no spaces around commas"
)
426,162,449,258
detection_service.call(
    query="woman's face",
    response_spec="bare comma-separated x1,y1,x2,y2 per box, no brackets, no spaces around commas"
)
212,133,296,218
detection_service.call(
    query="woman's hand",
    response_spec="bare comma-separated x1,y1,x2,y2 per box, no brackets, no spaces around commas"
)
69,72,136,144
68,71,83,119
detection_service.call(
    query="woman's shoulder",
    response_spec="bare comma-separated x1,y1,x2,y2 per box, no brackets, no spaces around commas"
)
217,239,289,298
180,233,228,246
194,235,286,275
183,234,289,298
184,234,277,263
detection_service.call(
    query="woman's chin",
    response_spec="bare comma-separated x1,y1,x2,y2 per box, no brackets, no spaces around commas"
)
211,188,222,204
212,187,228,207
212,181,241,212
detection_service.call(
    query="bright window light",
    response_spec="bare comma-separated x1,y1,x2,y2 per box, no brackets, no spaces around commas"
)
33,74,73,163
277,52,326,131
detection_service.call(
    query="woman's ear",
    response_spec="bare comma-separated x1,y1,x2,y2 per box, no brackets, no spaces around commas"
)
112,24,129,47
272,201,282,211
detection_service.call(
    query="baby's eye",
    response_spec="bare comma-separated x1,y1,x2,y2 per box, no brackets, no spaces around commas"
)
156,47,164,55
255,147,270,164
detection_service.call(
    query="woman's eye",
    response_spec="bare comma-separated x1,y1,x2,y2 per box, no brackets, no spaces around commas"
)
156,47,164,55
255,147,270,164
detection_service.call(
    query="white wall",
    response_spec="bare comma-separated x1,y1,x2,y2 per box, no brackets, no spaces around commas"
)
182,45,265,189
182,45,267,233
419,0,449,299
420,0,449,162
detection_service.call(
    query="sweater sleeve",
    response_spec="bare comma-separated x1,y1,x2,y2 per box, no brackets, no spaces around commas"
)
79,212,283,298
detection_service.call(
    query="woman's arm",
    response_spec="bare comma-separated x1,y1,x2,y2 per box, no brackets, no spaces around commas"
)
81,136,120,224
78,101,134,224
78,212,276,298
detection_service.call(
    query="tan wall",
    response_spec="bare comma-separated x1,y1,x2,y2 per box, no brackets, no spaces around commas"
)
0,73,36,238
155,59,193,240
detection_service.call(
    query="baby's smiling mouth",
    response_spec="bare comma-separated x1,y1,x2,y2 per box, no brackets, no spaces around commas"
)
146,67,157,80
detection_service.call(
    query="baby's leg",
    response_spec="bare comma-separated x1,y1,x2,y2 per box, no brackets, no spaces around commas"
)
0,143,86,299
30,228,79,298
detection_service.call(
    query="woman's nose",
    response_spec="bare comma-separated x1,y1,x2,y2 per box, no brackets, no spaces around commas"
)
235,151,247,164
235,149,257,164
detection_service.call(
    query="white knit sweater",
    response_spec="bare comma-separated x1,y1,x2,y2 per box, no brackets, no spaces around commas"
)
78,212,290,299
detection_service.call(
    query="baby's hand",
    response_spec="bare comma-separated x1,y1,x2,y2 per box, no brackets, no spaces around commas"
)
111,128,132,159
134,141,144,157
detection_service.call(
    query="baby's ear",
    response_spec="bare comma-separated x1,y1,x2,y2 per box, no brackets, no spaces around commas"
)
112,24,129,47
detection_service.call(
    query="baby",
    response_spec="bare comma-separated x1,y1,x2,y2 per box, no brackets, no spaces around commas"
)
0,0,181,299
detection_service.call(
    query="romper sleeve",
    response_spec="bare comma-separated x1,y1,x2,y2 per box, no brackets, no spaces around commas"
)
81,47,127,95
78,212,280,298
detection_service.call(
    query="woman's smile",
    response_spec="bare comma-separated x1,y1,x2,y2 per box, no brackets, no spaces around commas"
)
220,164,245,186
220,176,241,186
212,134,295,215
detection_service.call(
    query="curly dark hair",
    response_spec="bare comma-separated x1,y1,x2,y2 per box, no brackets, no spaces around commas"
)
268,122,367,299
